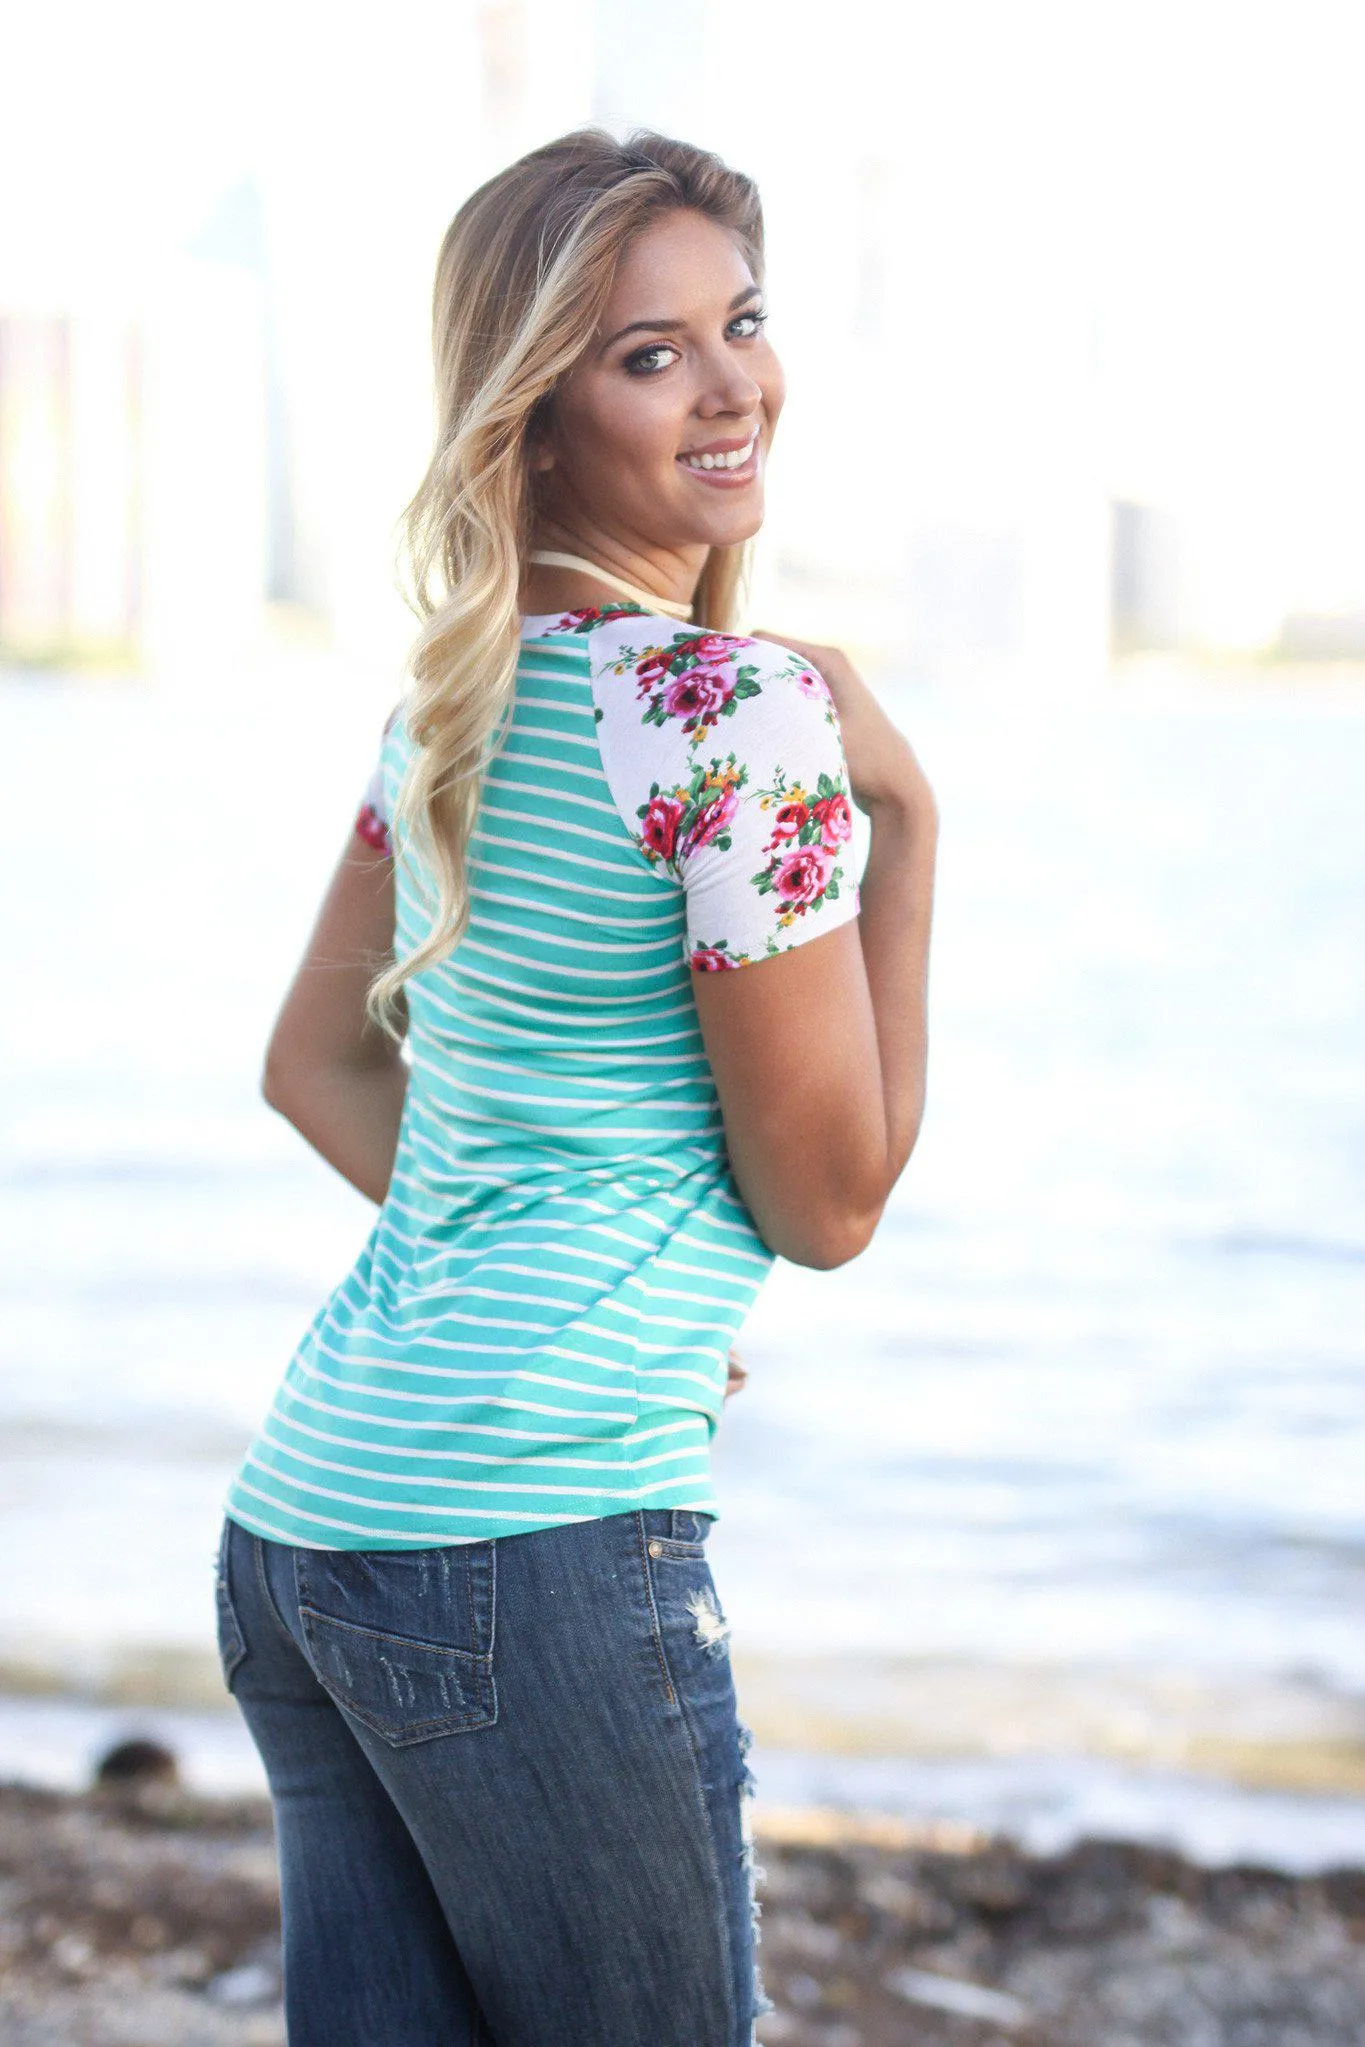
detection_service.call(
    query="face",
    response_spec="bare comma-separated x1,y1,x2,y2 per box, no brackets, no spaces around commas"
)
533,208,785,563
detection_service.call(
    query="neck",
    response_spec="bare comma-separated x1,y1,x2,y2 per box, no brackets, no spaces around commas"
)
523,520,705,621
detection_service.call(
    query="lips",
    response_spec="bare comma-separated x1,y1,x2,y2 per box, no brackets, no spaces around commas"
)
677,425,762,473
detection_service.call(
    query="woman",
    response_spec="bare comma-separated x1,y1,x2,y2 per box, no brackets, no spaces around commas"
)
214,128,937,2046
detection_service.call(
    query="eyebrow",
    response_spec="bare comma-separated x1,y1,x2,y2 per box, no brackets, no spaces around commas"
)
598,285,762,355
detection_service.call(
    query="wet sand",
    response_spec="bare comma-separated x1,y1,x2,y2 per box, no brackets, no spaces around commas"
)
0,1778,1362,2045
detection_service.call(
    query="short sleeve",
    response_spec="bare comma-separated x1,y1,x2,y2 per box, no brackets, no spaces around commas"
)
586,618,862,972
353,708,401,858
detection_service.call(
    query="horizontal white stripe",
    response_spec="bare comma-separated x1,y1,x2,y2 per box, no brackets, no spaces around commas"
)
489,750,621,795
240,1451,708,1519
469,847,672,905
421,962,696,1026
406,974,699,1051
466,907,678,964
287,1354,623,1431
474,805,644,864
473,885,669,933
235,1467,591,1529
414,1063,716,1123
296,1355,636,1420
281,1382,706,1456
305,1329,725,1404
257,1423,701,1497
424,1043,710,1100
337,1268,738,1346
456,933,680,987
327,1277,628,1357
410,1097,723,1144
287,1352,703,1439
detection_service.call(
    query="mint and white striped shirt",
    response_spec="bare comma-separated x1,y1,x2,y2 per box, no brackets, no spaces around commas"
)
224,603,862,1549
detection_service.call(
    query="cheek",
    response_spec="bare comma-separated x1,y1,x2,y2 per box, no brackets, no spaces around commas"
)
759,349,787,424
561,381,685,498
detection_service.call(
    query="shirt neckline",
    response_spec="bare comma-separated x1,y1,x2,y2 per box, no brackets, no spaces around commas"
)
519,601,661,639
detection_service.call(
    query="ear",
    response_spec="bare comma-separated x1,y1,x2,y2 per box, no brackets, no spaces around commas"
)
526,398,557,476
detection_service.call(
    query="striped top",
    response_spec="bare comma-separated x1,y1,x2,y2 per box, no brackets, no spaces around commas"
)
223,602,862,1549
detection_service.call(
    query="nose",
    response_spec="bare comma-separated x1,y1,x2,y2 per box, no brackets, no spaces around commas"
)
695,352,763,422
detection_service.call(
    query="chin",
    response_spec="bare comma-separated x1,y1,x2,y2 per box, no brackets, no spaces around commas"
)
691,498,766,552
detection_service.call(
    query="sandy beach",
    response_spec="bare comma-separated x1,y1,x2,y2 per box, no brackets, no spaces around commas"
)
1,1774,1362,2046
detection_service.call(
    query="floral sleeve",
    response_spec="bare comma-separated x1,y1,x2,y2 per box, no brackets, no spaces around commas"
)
354,711,399,858
586,617,862,971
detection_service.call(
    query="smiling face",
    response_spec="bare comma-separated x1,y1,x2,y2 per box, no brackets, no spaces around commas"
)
531,207,785,592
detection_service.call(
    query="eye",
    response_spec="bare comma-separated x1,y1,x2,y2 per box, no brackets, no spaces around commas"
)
623,341,679,376
728,308,768,340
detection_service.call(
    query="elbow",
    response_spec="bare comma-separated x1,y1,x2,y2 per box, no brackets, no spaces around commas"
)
786,1135,927,1270
819,1206,884,1270
774,1200,884,1272
261,1043,298,1118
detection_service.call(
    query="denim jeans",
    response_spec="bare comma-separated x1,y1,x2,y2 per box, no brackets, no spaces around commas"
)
214,1507,772,2045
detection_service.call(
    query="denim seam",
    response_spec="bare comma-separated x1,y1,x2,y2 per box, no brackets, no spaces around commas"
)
665,1631,744,2045
214,1522,247,1685
250,1532,301,1655
632,1511,677,1706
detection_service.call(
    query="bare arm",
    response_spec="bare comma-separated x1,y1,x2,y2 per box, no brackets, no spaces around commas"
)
261,829,409,1204
691,638,938,1270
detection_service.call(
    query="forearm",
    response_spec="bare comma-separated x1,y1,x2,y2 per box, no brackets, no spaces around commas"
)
857,787,938,1202
265,1056,410,1205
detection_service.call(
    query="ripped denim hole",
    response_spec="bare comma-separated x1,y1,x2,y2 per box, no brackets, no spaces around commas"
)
736,1716,775,2028
684,1585,731,1659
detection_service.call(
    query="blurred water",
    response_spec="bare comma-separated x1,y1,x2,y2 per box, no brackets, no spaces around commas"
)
1,659,1362,1812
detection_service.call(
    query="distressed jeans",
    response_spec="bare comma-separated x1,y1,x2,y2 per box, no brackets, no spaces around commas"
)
214,1506,772,2045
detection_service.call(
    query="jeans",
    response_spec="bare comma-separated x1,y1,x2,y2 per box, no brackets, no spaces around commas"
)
214,1507,772,2045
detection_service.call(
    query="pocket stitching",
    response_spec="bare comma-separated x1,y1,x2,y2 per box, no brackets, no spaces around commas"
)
297,1606,498,1742
297,1601,494,1668
293,1547,498,1746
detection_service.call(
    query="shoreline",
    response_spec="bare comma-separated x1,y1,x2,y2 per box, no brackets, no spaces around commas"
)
2,1680,1364,1880
0,1777,1361,2045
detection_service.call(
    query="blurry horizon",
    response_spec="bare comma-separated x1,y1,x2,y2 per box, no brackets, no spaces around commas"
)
3,0,1364,680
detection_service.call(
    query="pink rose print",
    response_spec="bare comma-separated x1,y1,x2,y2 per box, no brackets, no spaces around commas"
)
354,803,392,857
795,667,833,706
672,633,734,667
634,646,674,692
811,791,853,850
689,945,739,972
604,627,763,748
773,841,835,911
640,791,686,862
661,662,735,732
766,798,810,846
554,603,646,633
681,782,740,857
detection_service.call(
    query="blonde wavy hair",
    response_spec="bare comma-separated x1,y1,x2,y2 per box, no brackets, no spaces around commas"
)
368,127,765,1031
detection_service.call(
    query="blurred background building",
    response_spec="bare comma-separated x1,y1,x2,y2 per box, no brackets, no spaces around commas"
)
4,0,1362,685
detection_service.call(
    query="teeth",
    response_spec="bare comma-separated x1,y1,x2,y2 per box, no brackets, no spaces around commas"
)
681,430,759,473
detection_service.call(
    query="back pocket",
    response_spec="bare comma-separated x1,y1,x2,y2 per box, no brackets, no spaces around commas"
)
296,1542,497,1746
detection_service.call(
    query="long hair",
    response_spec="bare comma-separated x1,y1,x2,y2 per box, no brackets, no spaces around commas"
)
368,127,765,1031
